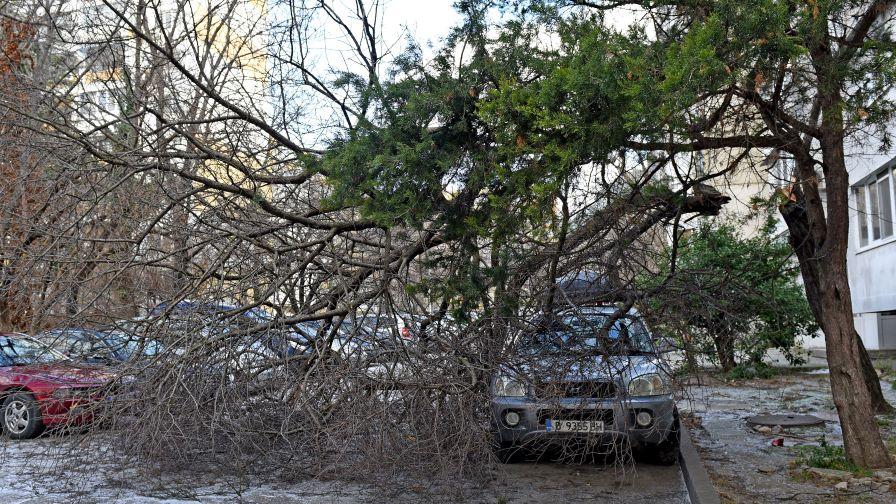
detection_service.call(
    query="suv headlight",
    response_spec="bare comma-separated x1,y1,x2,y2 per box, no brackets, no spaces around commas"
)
494,374,528,397
628,373,669,397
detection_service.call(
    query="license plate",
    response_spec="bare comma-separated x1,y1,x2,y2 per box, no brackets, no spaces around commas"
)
545,419,604,433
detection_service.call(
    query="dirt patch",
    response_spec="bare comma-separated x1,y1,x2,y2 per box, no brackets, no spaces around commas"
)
681,371,896,503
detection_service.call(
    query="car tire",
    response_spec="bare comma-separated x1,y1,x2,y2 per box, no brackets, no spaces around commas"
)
640,416,680,466
2,393,45,440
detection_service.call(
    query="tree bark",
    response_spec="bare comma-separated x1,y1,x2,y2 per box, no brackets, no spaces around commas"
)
714,332,737,372
816,264,891,467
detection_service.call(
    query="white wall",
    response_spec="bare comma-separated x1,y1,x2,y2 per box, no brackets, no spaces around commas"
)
844,133,896,349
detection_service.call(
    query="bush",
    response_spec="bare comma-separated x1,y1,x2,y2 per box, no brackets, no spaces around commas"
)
644,213,819,371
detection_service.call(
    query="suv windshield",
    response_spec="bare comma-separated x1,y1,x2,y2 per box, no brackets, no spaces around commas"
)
532,313,654,355
0,336,68,365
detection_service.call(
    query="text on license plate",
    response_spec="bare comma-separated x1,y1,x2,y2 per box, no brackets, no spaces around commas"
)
545,419,604,433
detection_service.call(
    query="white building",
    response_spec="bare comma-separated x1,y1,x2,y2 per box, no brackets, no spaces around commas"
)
848,152,896,350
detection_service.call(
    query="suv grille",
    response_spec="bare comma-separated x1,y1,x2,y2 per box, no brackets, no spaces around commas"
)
535,380,617,399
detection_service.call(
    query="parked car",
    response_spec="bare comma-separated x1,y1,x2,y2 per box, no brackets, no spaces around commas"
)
104,329,165,361
0,333,114,439
36,328,163,366
147,300,273,326
490,306,680,464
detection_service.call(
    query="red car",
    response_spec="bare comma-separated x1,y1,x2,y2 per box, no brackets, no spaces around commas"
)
0,333,114,439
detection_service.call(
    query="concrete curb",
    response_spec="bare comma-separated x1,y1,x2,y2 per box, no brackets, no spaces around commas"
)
678,427,721,504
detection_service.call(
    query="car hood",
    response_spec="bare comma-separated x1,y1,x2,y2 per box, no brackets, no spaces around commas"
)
10,363,116,386
505,353,664,384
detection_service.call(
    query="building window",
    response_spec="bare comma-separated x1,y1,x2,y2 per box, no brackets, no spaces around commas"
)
869,178,881,239
878,172,894,237
854,164,896,248
856,185,869,247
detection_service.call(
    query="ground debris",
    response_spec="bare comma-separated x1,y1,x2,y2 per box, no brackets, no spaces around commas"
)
684,371,896,504
873,470,896,481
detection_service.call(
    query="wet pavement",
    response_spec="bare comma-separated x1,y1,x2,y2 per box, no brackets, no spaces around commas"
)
1,435,689,503
681,371,896,503
485,460,689,503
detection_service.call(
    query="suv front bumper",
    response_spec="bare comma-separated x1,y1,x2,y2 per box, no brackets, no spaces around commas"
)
491,395,676,448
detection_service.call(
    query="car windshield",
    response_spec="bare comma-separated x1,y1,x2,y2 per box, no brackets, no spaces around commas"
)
104,331,163,358
531,313,654,355
0,336,68,365
45,329,114,357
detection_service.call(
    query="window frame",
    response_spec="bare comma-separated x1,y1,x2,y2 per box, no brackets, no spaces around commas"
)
855,163,896,251
876,172,894,238
856,184,869,247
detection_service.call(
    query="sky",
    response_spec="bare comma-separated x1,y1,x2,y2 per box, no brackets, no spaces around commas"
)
379,0,645,49
381,0,463,53
308,1,648,74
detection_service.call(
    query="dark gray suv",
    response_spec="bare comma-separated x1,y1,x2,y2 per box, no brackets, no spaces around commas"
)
490,306,679,464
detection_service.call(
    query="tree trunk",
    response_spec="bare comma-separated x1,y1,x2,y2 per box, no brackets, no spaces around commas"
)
784,197,892,414
806,20,891,466
66,281,79,317
681,328,700,374
816,265,891,467
714,332,737,372
781,201,890,467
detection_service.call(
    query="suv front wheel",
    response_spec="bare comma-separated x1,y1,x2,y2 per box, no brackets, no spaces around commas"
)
638,415,680,465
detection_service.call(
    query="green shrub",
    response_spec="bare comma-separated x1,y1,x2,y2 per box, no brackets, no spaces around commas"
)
643,214,819,372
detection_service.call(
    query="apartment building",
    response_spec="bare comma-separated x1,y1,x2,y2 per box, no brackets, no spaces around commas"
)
848,151,896,350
